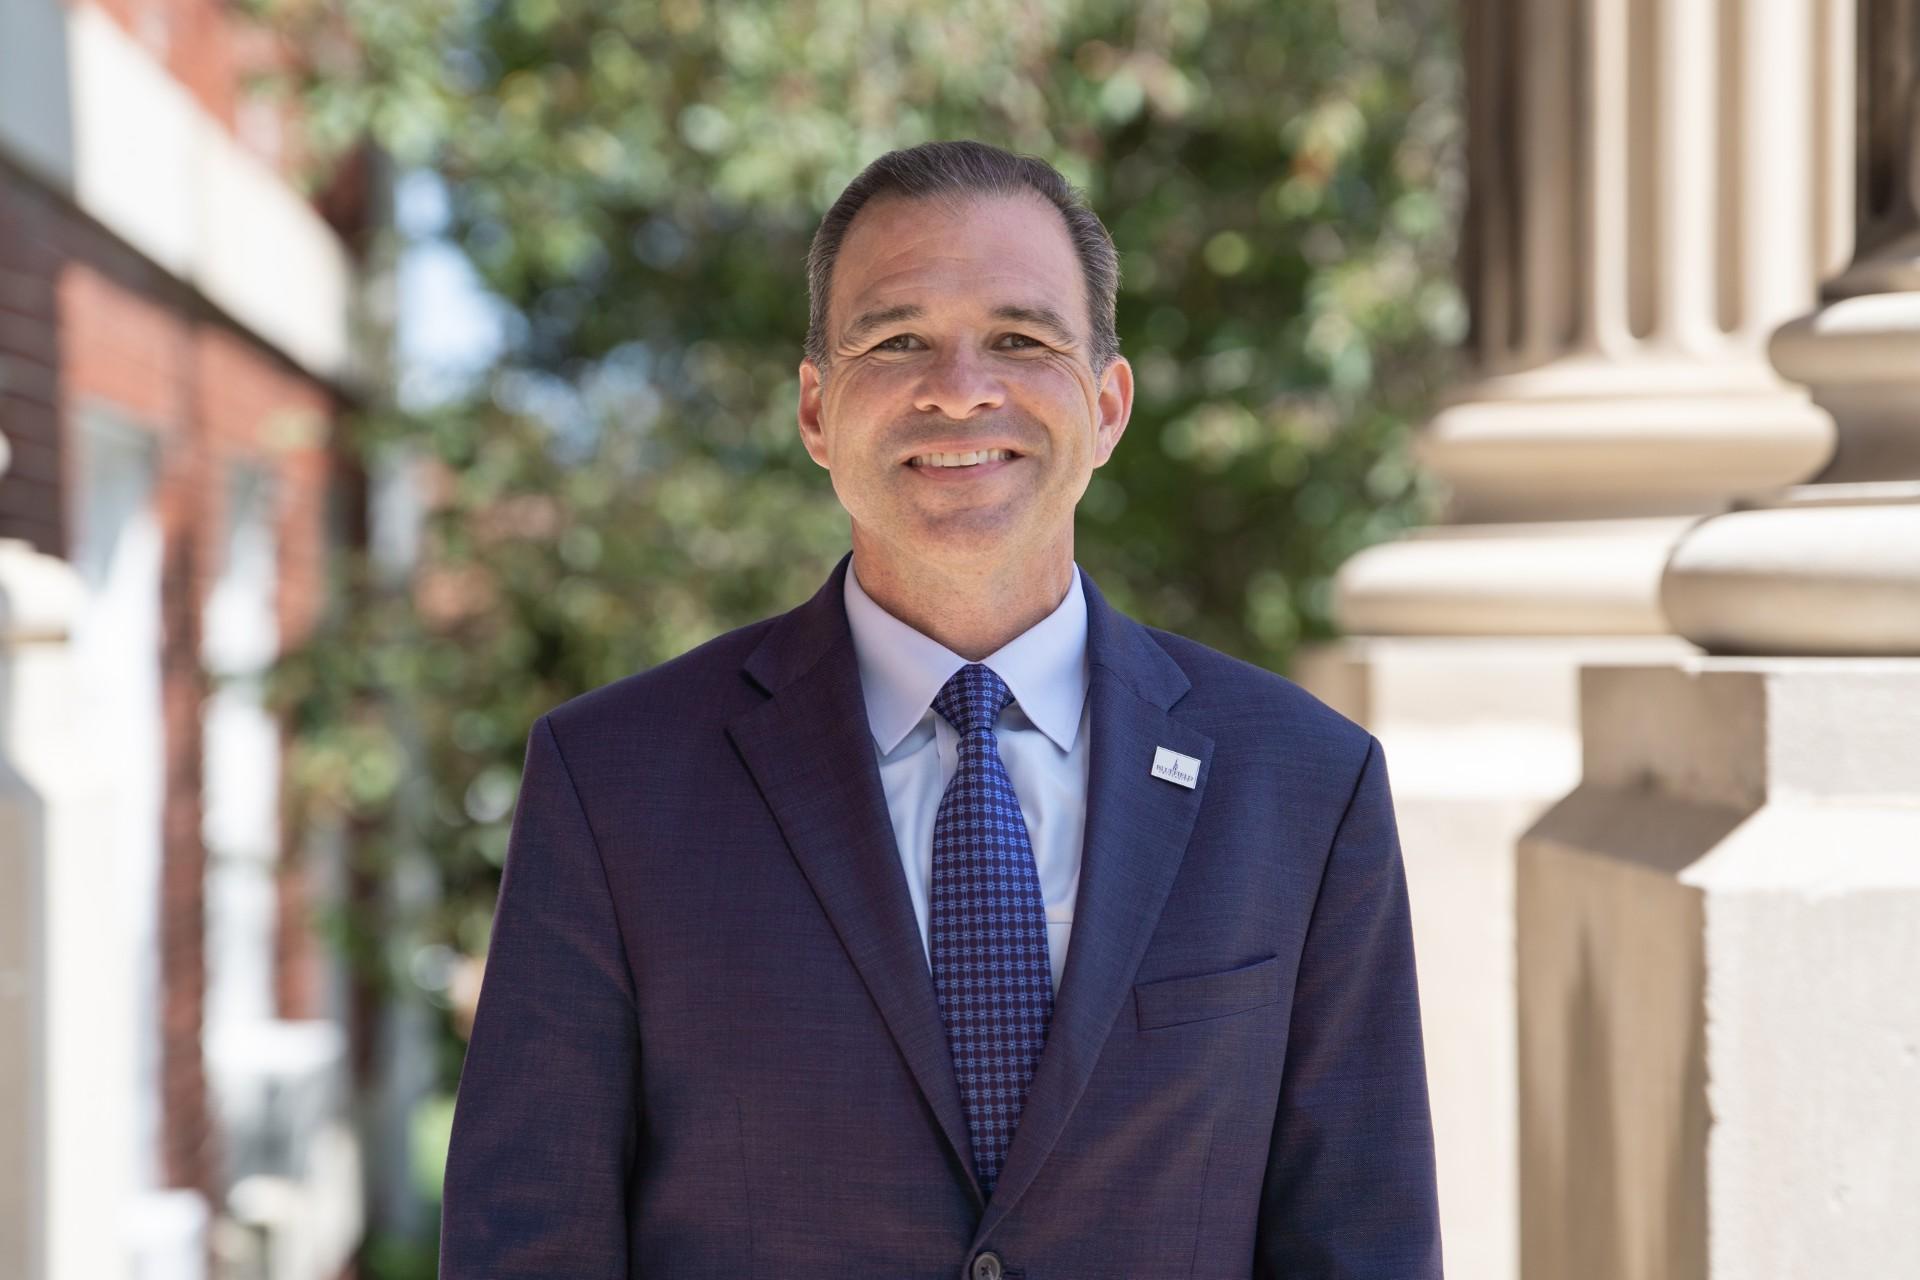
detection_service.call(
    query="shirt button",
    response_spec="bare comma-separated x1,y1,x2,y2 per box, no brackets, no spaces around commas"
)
971,1251,1004,1280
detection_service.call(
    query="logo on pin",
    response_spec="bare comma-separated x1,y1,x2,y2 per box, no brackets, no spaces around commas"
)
1151,746,1200,789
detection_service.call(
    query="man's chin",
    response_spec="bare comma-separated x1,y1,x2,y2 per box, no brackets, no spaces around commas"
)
860,524,1030,574
852,501,1061,561
911,511,1032,552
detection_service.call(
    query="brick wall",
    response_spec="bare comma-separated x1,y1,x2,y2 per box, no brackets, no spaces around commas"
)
0,165,67,557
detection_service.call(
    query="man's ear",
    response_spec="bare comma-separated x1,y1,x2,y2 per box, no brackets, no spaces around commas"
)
1091,355,1135,467
797,359,831,469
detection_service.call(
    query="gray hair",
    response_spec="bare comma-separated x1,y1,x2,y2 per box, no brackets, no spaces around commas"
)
803,139,1121,379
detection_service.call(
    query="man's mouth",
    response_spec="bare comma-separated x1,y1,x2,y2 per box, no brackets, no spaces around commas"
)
905,448,1019,468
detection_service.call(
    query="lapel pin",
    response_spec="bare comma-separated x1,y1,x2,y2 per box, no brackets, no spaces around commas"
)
1150,746,1200,789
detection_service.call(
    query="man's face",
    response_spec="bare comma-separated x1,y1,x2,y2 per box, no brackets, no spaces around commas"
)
797,192,1133,572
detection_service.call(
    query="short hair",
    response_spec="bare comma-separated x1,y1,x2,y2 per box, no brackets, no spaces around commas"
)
803,139,1121,379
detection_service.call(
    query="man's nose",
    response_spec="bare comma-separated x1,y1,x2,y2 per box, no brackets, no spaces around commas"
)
911,344,1006,419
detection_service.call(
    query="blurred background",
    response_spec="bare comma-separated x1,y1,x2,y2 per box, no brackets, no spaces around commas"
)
2,0,1916,1277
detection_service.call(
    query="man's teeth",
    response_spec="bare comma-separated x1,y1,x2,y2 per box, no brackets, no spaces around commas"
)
908,449,1015,468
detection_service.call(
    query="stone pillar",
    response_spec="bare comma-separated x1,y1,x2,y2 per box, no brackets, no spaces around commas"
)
1518,4,1920,1275
0,529,53,1280
1353,0,1850,578
1518,661,1920,1280
0,533,125,1280
1296,4,1854,1278
1663,0,1920,655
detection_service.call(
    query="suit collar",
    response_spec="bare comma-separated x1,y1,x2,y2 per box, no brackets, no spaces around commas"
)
841,552,1091,756
743,550,1192,715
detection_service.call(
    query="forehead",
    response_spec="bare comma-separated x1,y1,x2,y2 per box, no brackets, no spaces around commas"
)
830,191,1087,338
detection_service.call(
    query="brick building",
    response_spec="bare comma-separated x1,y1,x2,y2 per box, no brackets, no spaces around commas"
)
1,0,375,1276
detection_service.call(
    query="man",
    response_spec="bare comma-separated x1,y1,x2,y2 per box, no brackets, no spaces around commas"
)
440,139,1442,1279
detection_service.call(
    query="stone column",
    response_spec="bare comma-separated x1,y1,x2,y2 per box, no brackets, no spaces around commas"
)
0,426,39,1278
1296,4,1854,1278
1347,0,1850,609
1663,0,1920,655
1518,661,1920,1280
0,530,55,1280
1518,5,1920,1276
0,533,124,1280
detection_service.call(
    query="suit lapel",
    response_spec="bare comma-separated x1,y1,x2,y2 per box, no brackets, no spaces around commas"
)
726,552,985,1207
726,552,1213,1230
970,565,1213,1246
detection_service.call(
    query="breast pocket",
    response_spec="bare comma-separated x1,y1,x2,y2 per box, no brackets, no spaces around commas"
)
1133,953,1284,1031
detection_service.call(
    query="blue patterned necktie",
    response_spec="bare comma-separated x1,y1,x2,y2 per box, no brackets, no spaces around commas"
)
928,662,1055,1198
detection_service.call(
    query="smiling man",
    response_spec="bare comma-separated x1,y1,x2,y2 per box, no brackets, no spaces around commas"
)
440,140,1443,1279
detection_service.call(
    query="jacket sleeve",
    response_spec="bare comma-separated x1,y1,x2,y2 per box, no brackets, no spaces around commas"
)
440,714,640,1278
1254,734,1444,1278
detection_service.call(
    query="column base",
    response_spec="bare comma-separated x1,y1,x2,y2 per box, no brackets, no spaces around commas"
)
1331,516,1701,637
1660,483,1920,655
1295,631,1695,1280
1769,287,1920,482
1519,659,1920,1280
1418,358,1835,523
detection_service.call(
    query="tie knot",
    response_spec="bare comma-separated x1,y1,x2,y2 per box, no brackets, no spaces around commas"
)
931,663,1014,738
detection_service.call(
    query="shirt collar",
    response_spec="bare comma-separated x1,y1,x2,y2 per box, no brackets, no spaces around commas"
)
842,555,1090,757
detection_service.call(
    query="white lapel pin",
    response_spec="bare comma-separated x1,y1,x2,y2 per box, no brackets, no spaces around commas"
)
1151,746,1200,789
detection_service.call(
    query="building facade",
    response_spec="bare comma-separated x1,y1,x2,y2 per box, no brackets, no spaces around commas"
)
0,0,373,1276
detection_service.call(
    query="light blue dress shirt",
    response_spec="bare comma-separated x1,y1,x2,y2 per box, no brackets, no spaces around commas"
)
842,556,1092,995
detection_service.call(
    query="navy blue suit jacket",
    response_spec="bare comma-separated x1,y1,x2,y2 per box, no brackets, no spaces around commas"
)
440,551,1442,1278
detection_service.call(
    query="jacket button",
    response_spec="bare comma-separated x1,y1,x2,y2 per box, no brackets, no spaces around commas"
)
971,1251,1004,1280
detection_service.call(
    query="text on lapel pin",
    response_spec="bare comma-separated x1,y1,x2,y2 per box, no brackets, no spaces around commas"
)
1151,746,1200,789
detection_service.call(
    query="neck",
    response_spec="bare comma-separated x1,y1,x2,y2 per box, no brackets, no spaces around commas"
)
850,527,1074,661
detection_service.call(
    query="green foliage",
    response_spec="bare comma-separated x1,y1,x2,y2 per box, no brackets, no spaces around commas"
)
254,1,1461,1232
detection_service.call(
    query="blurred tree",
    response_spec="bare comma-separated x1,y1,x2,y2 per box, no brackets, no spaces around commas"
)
254,0,1460,1264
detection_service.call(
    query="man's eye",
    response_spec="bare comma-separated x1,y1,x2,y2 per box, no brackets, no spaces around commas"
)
871,333,1045,353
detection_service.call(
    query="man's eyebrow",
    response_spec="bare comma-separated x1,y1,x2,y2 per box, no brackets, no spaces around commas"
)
989,304,1079,346
841,304,925,350
839,302,1081,349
